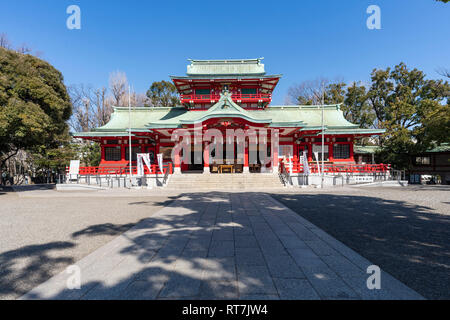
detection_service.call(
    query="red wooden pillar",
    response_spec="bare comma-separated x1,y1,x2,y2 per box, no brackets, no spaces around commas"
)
350,141,354,162
329,141,334,163
121,144,125,161
307,143,313,162
244,145,249,173
101,144,105,162
203,143,210,174
272,146,279,173
174,151,181,174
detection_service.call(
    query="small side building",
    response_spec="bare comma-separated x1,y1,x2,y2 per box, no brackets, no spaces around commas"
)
409,143,450,185
354,145,379,165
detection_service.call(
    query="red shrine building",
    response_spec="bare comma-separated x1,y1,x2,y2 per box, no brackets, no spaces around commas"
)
74,58,385,175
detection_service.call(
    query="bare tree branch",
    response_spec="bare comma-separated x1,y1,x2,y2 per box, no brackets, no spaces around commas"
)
0,33,12,49
109,71,128,106
16,43,32,54
286,77,330,105
436,67,450,79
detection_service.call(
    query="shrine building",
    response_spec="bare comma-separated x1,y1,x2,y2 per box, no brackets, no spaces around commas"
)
74,58,385,175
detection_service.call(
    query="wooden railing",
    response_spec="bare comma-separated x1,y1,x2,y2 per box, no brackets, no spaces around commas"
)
66,163,173,176
180,94,221,103
231,93,272,101
279,159,390,174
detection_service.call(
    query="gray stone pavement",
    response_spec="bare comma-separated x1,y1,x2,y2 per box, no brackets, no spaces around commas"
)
21,192,424,300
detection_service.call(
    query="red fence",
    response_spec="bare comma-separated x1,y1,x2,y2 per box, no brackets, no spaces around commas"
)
280,159,390,174
66,163,173,176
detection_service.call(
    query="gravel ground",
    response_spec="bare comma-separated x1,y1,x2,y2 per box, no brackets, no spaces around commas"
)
0,186,174,300
270,185,450,300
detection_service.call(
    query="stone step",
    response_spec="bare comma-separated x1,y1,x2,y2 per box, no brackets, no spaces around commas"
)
166,173,284,190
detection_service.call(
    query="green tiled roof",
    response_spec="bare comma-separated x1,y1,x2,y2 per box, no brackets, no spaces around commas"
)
73,93,386,138
426,143,450,153
354,145,380,154
186,58,265,76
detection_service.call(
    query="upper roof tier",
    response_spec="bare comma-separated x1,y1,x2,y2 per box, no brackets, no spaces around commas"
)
186,58,266,76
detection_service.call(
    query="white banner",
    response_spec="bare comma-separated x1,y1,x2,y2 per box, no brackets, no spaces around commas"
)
137,153,152,176
313,152,321,175
157,153,163,173
69,160,80,180
301,151,310,175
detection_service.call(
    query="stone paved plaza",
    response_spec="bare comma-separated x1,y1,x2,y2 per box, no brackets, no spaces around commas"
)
18,191,423,300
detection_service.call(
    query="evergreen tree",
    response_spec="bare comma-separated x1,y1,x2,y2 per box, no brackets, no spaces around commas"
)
0,47,72,168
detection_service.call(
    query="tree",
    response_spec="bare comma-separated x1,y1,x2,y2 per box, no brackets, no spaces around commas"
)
69,84,113,132
343,83,376,129
367,62,449,168
0,33,12,50
287,78,375,128
286,78,329,105
146,80,179,107
0,47,72,168
437,67,450,79
109,71,128,106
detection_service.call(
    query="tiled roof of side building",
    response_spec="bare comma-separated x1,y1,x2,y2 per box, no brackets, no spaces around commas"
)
425,143,450,153
354,145,381,154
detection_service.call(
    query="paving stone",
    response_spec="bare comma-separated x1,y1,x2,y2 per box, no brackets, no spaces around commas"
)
235,235,259,248
212,229,234,241
246,211,262,217
158,273,204,298
289,223,320,241
287,247,320,265
258,239,288,256
305,239,340,256
273,278,320,300
303,271,360,299
202,258,237,282
82,255,147,300
233,227,254,236
278,235,309,249
209,240,235,257
185,237,211,251
265,254,305,279
289,254,359,299
199,280,239,299
239,294,279,300
182,248,209,258
235,247,266,266
237,265,277,295
120,279,166,300
321,255,396,300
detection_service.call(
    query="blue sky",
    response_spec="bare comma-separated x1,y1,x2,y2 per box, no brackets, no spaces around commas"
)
1,0,449,104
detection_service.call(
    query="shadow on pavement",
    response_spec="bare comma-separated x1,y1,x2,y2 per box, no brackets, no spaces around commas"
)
21,193,271,300
0,242,75,299
8,191,448,300
272,192,450,300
